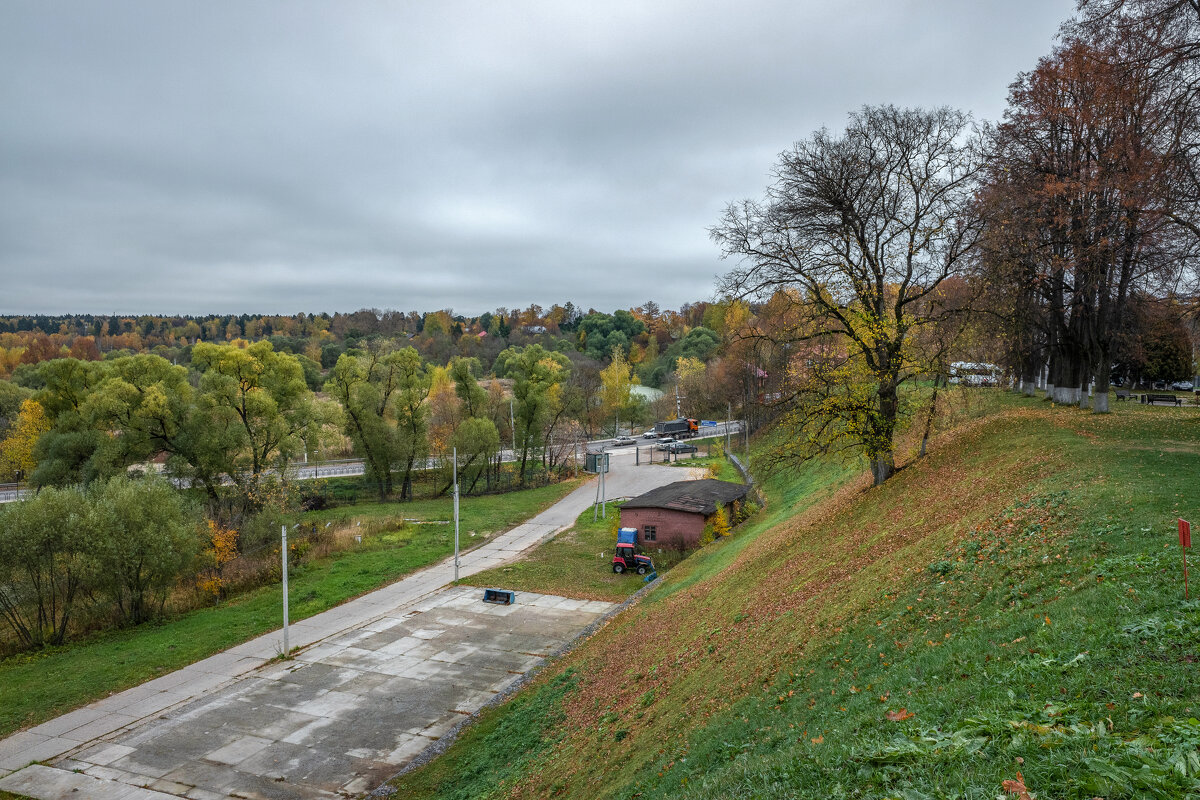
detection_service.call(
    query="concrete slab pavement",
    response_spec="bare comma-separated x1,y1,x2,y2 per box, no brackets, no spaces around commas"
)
0,457,703,798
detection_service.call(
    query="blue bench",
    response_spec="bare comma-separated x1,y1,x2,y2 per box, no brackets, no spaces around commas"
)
482,588,515,605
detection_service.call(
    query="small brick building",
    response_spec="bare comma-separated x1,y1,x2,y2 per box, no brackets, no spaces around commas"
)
619,479,750,550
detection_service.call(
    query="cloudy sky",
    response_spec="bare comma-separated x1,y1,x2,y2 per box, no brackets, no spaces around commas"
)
0,1,1074,317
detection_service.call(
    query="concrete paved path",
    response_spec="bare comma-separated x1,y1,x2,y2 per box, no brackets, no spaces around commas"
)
0,457,702,799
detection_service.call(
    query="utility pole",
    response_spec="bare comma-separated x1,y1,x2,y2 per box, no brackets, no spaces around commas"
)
675,384,682,418
453,447,460,581
280,525,289,656
727,402,731,454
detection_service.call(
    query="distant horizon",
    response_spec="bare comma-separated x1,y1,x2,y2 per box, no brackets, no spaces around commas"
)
0,300,693,321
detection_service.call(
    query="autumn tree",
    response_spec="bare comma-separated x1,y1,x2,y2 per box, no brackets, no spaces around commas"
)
324,345,423,500
495,344,571,482
390,352,431,501
192,341,326,481
599,346,634,436
0,398,49,482
713,105,982,484
980,24,1195,410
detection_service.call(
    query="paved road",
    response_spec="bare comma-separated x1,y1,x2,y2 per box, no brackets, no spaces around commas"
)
0,459,704,799
0,422,740,504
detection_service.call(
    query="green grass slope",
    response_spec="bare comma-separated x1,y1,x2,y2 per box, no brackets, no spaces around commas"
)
385,397,1200,800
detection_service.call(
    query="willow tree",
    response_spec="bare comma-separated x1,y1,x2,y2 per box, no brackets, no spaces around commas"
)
713,105,981,485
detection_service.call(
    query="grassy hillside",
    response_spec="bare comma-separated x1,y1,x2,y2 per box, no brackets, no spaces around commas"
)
383,395,1200,800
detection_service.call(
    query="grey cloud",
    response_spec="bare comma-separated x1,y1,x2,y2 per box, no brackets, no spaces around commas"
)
1,0,1074,316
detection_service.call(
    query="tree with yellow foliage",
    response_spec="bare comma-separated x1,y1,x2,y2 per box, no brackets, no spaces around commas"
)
714,106,981,485
0,399,49,482
711,504,730,538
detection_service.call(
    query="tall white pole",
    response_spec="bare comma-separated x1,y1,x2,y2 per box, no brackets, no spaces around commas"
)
453,447,460,580
281,525,289,656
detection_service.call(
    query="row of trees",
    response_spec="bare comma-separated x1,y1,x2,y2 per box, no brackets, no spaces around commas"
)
5,337,694,495
0,303,723,392
980,0,1200,412
713,1,1199,485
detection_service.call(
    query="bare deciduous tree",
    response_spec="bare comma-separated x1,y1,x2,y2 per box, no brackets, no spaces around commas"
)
713,105,981,485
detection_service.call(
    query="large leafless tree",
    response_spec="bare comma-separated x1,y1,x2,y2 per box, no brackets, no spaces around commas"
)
713,105,982,485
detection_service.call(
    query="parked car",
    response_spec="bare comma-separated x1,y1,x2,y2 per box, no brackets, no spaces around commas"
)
1152,380,1168,390
655,437,677,451
612,435,636,446
1171,380,1194,391
668,442,698,454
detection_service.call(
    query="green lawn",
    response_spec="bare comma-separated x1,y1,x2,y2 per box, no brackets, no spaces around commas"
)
0,479,582,739
302,480,581,534
384,395,1200,799
460,504,693,603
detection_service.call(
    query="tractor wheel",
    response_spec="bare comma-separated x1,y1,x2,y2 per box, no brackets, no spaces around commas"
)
637,565,647,575
613,563,625,574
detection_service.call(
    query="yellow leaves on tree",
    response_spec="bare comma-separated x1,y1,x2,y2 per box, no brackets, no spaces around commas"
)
599,347,634,424
427,365,459,454
197,520,239,601
0,399,50,482
711,505,730,538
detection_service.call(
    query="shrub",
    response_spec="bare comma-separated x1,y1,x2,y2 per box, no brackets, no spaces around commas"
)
86,476,201,626
711,505,730,538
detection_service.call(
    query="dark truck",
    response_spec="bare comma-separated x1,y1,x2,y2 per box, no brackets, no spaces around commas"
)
654,418,699,439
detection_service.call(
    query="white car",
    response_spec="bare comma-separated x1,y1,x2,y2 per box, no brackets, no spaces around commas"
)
642,430,659,439
1171,380,1194,391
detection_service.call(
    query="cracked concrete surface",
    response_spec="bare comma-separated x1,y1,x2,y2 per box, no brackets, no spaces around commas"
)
0,456,702,798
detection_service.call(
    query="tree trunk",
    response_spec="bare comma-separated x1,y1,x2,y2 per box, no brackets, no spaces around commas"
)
918,375,942,459
871,380,899,486
1092,359,1112,414
870,454,894,486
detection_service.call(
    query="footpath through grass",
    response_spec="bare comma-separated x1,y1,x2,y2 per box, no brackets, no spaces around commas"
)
386,395,1200,800
0,479,580,739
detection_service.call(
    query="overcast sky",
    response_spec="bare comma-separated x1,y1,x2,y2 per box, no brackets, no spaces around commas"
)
0,1,1075,317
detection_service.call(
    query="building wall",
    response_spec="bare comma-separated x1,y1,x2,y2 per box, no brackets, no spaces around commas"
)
619,507,707,549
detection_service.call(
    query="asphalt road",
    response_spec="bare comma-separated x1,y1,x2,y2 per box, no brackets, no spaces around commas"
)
0,422,742,504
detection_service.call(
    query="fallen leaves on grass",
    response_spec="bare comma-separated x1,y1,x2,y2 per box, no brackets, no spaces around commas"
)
885,708,914,721
1001,771,1032,800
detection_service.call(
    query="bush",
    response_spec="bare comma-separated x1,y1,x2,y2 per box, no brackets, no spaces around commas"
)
0,475,202,649
711,505,730,538
86,476,201,626
0,486,90,648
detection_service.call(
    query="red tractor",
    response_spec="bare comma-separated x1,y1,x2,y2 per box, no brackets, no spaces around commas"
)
612,527,654,575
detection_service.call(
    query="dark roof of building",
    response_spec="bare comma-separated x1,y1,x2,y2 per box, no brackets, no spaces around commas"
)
620,479,750,516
